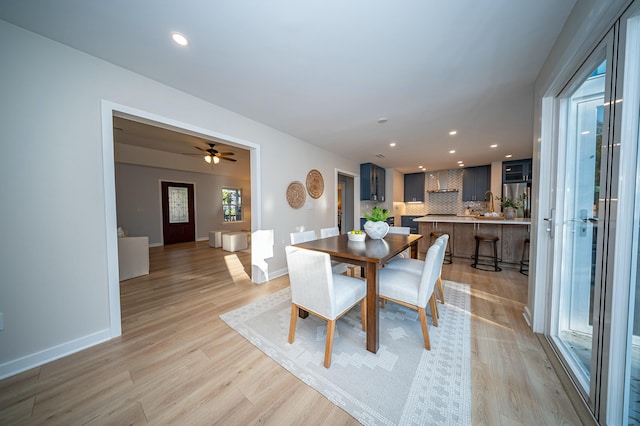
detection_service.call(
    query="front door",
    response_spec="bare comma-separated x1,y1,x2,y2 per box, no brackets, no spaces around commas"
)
161,181,195,245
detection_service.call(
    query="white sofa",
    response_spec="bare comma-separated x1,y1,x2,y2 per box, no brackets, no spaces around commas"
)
118,236,149,281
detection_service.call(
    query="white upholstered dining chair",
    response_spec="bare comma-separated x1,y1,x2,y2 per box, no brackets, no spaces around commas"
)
290,230,317,245
378,237,446,350
285,246,367,368
320,226,356,276
384,234,448,305
386,226,411,260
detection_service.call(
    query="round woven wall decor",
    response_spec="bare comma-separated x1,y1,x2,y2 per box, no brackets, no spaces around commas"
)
286,181,306,209
306,169,324,199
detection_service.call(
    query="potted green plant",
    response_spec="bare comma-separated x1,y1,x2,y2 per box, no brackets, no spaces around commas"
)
496,194,525,220
363,206,391,239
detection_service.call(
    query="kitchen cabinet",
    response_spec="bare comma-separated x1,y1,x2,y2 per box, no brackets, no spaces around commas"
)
501,224,530,263
404,172,425,202
453,223,477,259
418,222,453,256
503,159,532,183
418,222,434,256
360,163,385,201
401,215,421,235
462,165,490,201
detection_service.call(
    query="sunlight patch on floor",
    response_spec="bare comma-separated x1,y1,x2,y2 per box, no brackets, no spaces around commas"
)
224,254,251,283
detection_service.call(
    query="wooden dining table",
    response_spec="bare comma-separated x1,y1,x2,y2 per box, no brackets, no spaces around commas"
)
293,232,422,353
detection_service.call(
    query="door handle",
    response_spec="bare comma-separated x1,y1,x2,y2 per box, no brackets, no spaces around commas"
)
543,208,555,238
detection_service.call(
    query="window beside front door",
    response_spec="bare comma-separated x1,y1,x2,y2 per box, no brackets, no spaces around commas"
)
222,188,242,222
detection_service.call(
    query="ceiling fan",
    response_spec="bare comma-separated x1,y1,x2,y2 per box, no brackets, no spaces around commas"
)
187,143,236,164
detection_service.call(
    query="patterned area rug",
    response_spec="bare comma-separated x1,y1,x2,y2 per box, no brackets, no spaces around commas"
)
220,280,471,425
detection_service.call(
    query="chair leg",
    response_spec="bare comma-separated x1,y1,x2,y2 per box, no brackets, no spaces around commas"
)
437,275,445,304
360,298,367,331
418,307,431,350
324,320,336,368
288,304,298,344
429,294,439,327
380,298,386,309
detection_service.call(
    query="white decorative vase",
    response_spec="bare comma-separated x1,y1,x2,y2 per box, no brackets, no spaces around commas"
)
504,207,516,220
364,220,389,239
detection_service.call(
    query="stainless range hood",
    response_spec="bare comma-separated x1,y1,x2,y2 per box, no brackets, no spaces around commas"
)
427,170,459,193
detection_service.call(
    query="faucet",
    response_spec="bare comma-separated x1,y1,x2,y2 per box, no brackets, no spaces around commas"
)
484,190,495,213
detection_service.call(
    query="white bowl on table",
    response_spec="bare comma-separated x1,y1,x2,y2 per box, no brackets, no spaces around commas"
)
347,232,366,242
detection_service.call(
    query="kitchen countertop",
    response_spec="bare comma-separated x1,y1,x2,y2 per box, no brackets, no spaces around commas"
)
413,215,531,225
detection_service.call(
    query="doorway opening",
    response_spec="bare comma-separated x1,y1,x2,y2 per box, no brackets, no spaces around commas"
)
102,101,261,338
338,173,355,233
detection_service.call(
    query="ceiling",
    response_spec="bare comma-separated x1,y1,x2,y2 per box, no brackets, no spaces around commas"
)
113,116,251,176
0,1,575,173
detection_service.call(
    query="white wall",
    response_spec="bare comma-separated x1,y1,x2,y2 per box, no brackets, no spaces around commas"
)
115,163,250,244
0,20,359,378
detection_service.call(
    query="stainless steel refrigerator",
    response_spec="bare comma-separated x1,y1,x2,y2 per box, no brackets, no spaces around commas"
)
503,182,531,218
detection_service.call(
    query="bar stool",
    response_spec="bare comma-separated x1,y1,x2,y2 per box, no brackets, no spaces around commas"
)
471,235,502,272
520,238,530,276
430,232,452,264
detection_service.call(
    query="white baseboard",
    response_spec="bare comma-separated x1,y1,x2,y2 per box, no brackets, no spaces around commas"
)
523,306,532,328
0,329,112,380
264,267,288,282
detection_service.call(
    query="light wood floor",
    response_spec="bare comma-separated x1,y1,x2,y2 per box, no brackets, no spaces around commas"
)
0,241,584,425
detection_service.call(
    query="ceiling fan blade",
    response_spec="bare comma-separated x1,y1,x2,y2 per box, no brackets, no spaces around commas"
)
221,156,237,162
217,152,235,156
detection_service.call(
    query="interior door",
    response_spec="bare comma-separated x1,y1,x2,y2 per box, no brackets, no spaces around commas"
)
161,181,195,244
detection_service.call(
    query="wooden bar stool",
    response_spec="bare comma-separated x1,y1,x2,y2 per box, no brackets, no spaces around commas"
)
520,238,530,276
471,235,502,272
430,232,452,264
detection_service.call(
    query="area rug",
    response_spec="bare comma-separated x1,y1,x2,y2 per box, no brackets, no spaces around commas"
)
220,280,471,425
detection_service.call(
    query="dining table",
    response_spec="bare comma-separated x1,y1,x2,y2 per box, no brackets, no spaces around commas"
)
293,232,423,353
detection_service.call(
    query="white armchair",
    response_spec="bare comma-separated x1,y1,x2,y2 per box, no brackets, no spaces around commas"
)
285,246,366,368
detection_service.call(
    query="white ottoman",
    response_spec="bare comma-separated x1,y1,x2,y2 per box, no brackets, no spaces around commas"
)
208,230,226,248
117,236,149,281
222,232,248,252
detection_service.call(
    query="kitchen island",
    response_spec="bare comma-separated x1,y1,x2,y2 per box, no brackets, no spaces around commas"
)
414,215,531,267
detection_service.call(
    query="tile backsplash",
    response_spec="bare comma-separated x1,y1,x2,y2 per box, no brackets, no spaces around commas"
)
425,169,464,215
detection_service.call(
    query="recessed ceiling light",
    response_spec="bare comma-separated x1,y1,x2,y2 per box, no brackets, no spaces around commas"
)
490,144,498,148
418,165,424,169
449,130,457,136
457,160,463,164
389,142,396,147
505,154,513,158
459,164,465,167
377,118,388,124
171,32,189,46
449,150,456,154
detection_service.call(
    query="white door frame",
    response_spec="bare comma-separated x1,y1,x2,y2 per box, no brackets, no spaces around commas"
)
100,100,261,337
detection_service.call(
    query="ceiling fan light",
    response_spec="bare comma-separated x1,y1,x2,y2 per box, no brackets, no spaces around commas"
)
204,155,212,164
213,156,220,164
